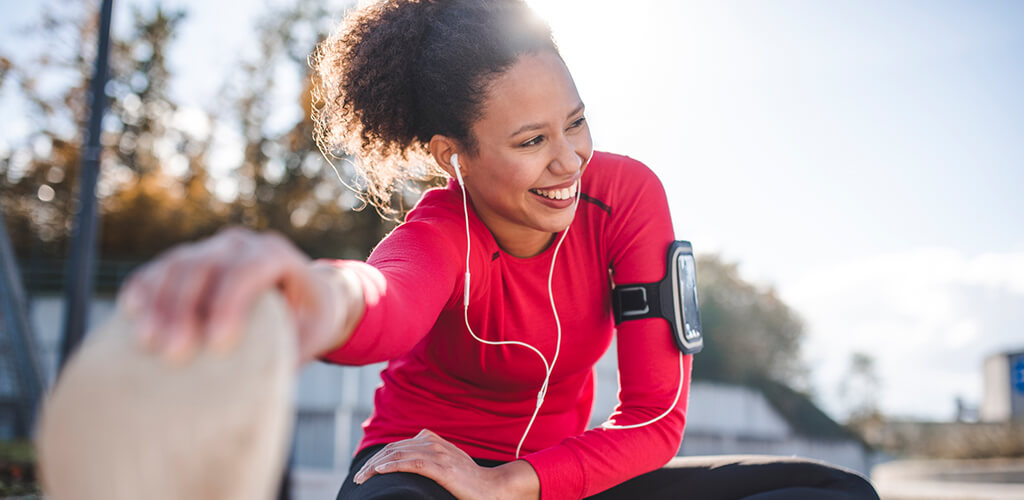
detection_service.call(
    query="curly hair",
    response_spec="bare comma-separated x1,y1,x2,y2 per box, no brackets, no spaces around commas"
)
311,0,559,214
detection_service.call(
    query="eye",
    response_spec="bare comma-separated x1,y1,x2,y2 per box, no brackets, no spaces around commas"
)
520,135,544,147
568,116,586,129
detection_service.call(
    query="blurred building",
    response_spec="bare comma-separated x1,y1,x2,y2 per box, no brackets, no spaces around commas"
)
981,349,1024,422
851,351,1024,461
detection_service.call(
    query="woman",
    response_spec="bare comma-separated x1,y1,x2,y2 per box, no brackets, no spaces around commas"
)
120,1,879,499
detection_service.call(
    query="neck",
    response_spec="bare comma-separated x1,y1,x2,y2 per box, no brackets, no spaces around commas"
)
493,229,556,258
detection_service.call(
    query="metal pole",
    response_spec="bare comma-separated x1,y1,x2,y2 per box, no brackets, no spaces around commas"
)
59,0,114,371
0,209,45,437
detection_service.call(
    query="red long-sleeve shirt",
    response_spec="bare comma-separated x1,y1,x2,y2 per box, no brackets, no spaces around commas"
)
320,151,693,499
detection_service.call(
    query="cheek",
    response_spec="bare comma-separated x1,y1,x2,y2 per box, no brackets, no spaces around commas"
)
475,160,534,207
495,161,539,191
577,129,595,159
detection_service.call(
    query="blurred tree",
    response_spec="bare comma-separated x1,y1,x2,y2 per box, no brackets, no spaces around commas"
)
838,351,882,421
0,1,95,261
98,6,226,260
692,254,808,388
0,3,221,262
217,0,397,259
0,57,11,94
0,0,396,288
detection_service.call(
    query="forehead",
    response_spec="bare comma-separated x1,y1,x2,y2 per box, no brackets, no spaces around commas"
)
476,51,582,131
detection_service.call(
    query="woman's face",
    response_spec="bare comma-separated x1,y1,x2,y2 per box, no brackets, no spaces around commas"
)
460,51,594,258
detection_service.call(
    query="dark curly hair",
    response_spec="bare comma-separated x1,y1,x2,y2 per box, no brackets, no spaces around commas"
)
311,0,559,214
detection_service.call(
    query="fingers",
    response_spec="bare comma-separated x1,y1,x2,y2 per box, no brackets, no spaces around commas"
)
204,234,305,352
368,457,443,481
127,239,228,352
126,246,199,348
114,227,313,363
159,253,221,362
353,430,461,485
354,443,443,485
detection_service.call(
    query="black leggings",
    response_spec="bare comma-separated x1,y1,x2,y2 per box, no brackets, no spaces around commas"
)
335,444,880,500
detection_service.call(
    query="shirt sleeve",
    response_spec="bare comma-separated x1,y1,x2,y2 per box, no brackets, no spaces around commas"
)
522,157,693,499
316,217,465,366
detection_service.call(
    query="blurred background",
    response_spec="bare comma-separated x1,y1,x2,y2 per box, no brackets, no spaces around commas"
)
1,0,1022,498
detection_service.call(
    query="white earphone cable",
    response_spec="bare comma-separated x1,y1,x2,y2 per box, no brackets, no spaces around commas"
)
451,154,683,458
454,158,551,377
600,352,685,429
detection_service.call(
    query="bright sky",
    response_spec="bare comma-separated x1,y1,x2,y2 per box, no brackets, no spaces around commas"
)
3,0,1023,421
531,0,1024,421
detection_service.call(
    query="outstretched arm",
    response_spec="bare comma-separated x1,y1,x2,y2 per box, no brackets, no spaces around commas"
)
315,214,467,365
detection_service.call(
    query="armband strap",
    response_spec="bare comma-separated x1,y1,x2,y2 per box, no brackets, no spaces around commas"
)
612,283,660,323
610,240,704,354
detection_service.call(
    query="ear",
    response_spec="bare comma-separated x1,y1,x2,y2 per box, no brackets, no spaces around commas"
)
429,135,464,179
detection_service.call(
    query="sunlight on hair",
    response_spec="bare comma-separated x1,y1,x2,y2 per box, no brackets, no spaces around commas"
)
524,0,583,45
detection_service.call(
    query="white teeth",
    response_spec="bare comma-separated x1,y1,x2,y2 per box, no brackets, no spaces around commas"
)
532,182,578,201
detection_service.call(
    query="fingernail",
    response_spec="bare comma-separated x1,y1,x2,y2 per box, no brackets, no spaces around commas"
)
207,319,236,351
374,464,386,472
163,330,192,361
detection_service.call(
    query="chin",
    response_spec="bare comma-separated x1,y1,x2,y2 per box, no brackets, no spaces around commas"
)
538,213,577,234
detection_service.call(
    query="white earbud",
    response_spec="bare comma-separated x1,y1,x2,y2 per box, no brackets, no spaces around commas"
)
451,154,464,186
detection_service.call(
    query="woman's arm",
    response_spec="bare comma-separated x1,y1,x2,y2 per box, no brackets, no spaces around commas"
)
520,154,691,499
314,210,468,365
523,333,691,499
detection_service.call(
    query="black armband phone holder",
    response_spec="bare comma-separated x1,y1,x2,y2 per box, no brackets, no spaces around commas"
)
611,240,704,354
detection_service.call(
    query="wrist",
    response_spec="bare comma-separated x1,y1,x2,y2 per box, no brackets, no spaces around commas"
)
309,262,365,356
494,460,540,500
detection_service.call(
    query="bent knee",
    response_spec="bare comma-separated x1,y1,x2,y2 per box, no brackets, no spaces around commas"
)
800,460,879,499
737,455,880,500
341,471,456,500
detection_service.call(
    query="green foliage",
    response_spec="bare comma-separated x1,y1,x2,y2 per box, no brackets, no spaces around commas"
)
692,254,807,387
0,440,39,496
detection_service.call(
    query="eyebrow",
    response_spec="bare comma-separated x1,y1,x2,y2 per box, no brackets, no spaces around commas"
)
507,102,586,139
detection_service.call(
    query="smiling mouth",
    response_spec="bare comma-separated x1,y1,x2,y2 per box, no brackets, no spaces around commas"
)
529,181,578,201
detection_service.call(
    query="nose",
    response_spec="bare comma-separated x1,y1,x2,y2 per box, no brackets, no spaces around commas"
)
549,135,583,177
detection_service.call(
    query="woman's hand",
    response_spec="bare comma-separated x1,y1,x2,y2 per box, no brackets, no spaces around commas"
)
354,429,540,500
116,226,357,366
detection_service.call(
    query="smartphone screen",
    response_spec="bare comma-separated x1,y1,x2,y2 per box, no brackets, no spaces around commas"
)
677,253,702,342
670,242,703,354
